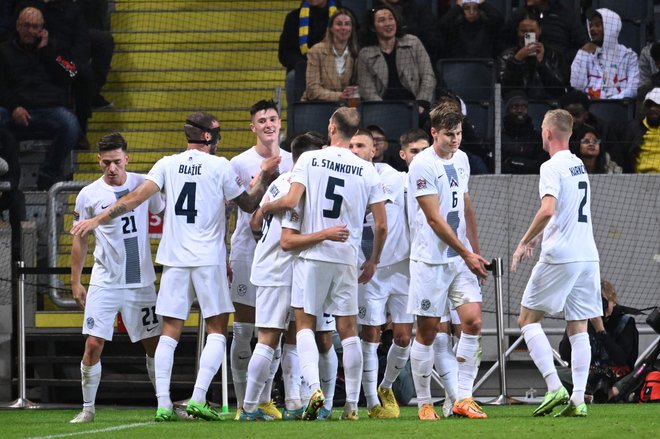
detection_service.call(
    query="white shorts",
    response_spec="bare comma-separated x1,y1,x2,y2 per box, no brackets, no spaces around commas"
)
358,259,413,326
289,308,336,332
83,284,160,343
291,258,358,317
522,261,602,321
156,265,234,320
408,259,481,318
255,285,291,330
230,259,257,307
440,303,461,325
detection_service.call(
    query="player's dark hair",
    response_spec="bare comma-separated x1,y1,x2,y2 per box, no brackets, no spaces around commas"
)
291,132,325,162
250,99,279,117
354,127,374,140
184,112,218,141
331,107,360,140
399,128,429,148
97,132,127,152
366,124,385,137
430,107,463,132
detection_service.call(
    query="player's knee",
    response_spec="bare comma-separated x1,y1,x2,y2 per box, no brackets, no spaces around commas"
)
393,330,411,347
462,317,482,334
84,336,105,362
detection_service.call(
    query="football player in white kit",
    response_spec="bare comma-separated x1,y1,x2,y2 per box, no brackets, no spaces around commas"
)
348,129,413,419
262,107,388,420
511,109,601,418
407,107,490,421
69,133,165,423
228,100,293,419
70,112,281,422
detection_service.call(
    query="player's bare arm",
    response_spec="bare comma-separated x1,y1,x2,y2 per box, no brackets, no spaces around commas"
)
279,224,349,252
417,193,489,279
70,234,89,310
261,182,305,215
70,180,160,237
511,195,556,272
464,193,481,256
358,201,387,284
233,156,282,213
249,207,264,241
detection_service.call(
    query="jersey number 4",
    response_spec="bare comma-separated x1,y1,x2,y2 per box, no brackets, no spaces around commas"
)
175,182,197,223
323,177,344,219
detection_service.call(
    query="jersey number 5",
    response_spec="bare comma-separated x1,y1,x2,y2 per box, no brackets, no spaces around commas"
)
175,182,197,223
323,177,344,219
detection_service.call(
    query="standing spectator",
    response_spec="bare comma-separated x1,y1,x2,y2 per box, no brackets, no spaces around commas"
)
302,8,359,103
0,6,81,190
508,0,589,65
498,12,568,100
279,0,339,106
438,0,503,60
0,128,26,260
621,88,660,174
357,4,436,118
367,124,406,171
637,41,660,104
570,125,621,174
570,8,639,100
501,91,548,174
375,0,438,62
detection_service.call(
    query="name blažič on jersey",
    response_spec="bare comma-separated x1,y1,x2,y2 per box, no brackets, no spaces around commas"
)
179,164,202,175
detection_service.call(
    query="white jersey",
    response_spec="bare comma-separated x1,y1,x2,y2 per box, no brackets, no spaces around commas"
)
291,146,386,266
250,172,294,287
73,172,165,288
359,163,409,266
229,147,293,261
408,147,471,264
146,149,244,267
538,150,599,263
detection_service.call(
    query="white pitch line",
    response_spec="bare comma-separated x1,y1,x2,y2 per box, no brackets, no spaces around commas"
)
30,422,154,439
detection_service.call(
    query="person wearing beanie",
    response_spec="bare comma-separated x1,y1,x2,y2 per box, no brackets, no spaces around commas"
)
501,91,549,174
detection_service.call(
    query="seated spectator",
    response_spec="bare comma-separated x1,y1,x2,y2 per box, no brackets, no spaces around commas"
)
570,125,622,174
501,91,548,174
302,8,359,103
621,87,660,173
570,8,639,100
558,280,638,403
375,0,438,62
0,6,81,189
438,0,503,60
637,41,660,105
357,4,436,118
498,12,568,100
0,128,26,260
279,0,339,106
398,128,429,171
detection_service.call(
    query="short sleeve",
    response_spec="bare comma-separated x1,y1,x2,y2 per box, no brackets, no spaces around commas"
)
539,161,560,199
146,156,167,190
367,168,387,206
281,199,303,232
72,190,88,226
290,152,310,188
148,191,166,214
222,160,245,202
408,157,439,199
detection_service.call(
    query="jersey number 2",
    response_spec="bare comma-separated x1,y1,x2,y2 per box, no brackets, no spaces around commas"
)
578,181,588,223
175,182,197,223
323,177,344,219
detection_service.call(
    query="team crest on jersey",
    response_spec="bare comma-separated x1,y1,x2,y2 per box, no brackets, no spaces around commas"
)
237,284,247,296
235,176,243,187
449,177,459,188
289,211,300,223
457,167,466,179
420,299,431,311
358,306,367,319
416,178,427,190
73,211,80,221
86,317,95,329
269,185,280,198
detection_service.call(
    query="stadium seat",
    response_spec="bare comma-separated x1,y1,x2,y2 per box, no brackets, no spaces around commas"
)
288,102,341,136
588,99,635,126
593,0,652,21
340,0,371,26
436,58,495,102
618,19,645,54
464,100,493,139
526,100,557,131
360,100,419,143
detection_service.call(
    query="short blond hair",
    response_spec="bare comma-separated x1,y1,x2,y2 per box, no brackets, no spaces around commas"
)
601,280,618,304
543,109,573,136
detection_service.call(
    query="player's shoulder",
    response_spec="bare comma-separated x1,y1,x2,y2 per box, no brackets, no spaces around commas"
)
229,146,257,165
408,147,434,172
78,176,104,198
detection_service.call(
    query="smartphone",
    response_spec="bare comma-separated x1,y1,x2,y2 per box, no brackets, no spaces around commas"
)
524,32,536,46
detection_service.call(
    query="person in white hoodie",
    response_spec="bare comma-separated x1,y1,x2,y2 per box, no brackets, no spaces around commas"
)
570,8,639,100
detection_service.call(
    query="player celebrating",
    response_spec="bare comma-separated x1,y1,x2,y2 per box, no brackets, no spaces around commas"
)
71,112,280,422
228,100,292,419
407,106,490,420
69,133,165,423
262,107,387,420
511,109,601,418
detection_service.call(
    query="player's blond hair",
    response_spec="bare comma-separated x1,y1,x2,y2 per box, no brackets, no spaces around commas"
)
543,109,573,137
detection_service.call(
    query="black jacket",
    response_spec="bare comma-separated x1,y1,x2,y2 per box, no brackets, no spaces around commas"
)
498,44,568,100
501,114,548,174
438,2,503,59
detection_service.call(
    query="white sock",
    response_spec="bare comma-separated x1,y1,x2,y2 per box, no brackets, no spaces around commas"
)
361,341,380,409
296,329,320,390
319,344,338,410
145,355,156,390
81,361,101,411
521,323,562,392
191,333,226,403
341,336,363,408
569,332,590,406
410,340,434,407
433,333,458,402
281,343,302,410
259,344,281,404
231,322,254,408
243,343,274,413
380,342,410,389
155,335,178,409
455,333,480,401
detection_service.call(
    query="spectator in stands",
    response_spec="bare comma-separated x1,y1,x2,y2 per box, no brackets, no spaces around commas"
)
637,41,660,104
570,8,639,100
498,12,569,100
621,87,660,174
279,0,340,106
570,125,622,174
398,128,429,171
302,8,359,102
501,91,548,174
437,0,503,60
367,124,397,169
0,6,81,190
0,128,26,260
508,0,589,65
357,4,435,125
375,0,438,62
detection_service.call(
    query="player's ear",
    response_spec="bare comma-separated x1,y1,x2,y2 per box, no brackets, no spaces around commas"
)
249,122,256,133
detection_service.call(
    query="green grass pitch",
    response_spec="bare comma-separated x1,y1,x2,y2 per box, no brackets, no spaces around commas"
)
1,405,659,438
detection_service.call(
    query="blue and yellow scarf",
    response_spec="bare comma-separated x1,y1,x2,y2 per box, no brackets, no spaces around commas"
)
299,0,337,54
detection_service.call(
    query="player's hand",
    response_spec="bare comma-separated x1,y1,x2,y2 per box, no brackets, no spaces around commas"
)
323,225,349,242
580,42,598,54
260,155,282,177
534,42,545,62
358,260,377,284
12,107,31,127
465,252,490,280
70,218,99,237
71,282,87,310
511,242,532,272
